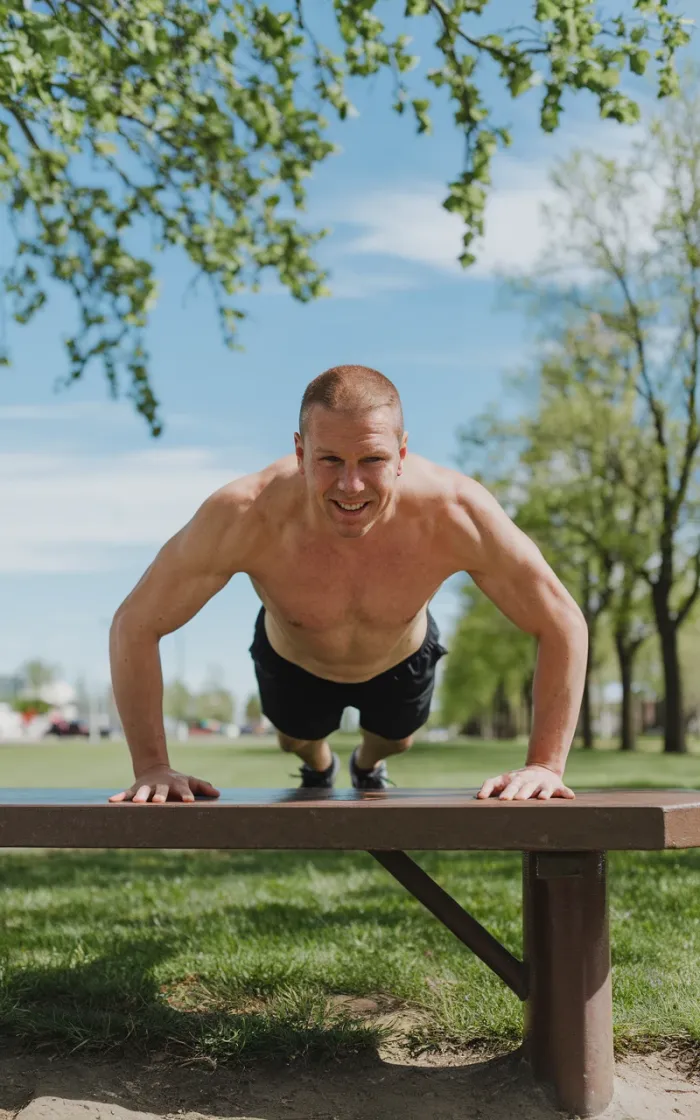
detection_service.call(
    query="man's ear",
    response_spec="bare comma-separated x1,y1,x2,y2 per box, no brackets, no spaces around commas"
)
397,431,408,475
294,432,305,474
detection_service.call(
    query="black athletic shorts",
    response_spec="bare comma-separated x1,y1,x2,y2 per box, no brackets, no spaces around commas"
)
249,607,448,741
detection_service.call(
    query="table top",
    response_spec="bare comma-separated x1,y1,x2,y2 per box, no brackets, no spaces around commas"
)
1,787,699,850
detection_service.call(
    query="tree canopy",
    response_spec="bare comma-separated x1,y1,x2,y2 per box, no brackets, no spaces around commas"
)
451,74,700,751
0,0,691,432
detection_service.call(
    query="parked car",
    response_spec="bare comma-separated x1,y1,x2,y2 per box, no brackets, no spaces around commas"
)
44,718,89,738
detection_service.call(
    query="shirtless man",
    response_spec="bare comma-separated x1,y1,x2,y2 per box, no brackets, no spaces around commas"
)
108,365,586,805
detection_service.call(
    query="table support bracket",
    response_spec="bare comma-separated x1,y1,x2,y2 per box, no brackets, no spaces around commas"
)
369,849,528,1000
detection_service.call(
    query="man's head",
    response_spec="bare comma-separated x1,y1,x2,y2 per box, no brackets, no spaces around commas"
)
295,365,407,538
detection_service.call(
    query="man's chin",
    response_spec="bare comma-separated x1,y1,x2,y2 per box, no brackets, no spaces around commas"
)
334,520,373,537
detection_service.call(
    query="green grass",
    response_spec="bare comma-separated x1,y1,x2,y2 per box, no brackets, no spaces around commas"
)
3,730,700,790
0,735,699,1066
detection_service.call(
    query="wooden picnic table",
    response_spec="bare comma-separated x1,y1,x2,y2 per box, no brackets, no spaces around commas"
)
2,786,700,1118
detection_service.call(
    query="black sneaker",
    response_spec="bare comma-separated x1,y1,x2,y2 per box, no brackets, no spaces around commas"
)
349,746,391,791
297,751,340,789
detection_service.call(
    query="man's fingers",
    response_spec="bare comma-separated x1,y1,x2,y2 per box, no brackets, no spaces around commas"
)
513,782,540,801
536,783,575,800
477,770,576,803
477,774,510,799
191,778,221,798
109,778,217,804
498,779,524,801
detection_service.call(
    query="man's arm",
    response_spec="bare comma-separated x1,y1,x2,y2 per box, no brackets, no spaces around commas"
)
109,485,252,803
449,479,588,801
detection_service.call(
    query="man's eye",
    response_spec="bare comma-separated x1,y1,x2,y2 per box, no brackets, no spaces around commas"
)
322,456,341,462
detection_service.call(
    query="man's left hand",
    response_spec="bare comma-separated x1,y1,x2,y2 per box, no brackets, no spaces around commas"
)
477,764,575,801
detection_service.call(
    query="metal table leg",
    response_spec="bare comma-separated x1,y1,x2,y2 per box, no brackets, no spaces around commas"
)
523,851,614,1117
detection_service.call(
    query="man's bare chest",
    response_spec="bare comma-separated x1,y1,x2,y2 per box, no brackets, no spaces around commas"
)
248,538,447,630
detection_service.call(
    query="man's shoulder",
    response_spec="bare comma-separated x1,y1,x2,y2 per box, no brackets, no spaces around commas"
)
403,454,486,512
201,456,301,548
206,455,298,511
403,457,504,566
189,456,298,573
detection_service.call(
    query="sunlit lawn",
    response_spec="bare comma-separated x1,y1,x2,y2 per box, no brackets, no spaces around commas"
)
0,734,699,1064
3,730,700,790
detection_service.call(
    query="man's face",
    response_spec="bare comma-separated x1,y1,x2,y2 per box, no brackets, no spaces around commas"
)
294,406,407,538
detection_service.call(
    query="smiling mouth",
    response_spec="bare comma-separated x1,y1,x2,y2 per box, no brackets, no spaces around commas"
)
331,499,370,514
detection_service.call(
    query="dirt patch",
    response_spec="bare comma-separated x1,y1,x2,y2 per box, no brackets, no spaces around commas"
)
0,1040,698,1120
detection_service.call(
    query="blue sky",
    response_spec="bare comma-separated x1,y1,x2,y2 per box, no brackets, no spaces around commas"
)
1,4,696,716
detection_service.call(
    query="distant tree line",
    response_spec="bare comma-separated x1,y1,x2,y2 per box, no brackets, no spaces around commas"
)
2,657,262,731
162,672,262,728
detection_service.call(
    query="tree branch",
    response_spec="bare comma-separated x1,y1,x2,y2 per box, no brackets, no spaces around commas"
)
4,104,41,150
64,0,131,54
429,1,548,63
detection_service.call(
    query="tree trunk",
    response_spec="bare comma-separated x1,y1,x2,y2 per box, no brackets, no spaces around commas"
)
652,577,687,754
614,632,636,751
580,673,594,749
492,679,517,739
579,630,596,750
522,673,534,734
659,623,686,753
461,717,484,737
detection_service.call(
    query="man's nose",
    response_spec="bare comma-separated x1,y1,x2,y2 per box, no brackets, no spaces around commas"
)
338,466,364,494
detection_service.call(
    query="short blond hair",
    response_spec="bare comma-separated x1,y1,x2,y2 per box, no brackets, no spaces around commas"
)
299,364,404,440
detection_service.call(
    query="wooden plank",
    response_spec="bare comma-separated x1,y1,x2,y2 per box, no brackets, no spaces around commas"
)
1,788,699,851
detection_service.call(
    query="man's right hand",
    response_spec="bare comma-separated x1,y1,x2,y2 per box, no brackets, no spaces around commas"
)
108,766,221,804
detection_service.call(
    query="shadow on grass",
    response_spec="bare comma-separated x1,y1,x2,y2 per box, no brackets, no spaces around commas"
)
0,848,528,1062
1,846,698,893
1,847,698,1069
0,931,388,1065
0,848,527,891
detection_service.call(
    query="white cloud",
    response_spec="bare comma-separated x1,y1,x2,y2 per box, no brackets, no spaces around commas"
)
258,268,420,300
0,446,257,573
326,269,421,299
326,123,646,282
0,400,205,433
333,162,560,279
0,402,118,422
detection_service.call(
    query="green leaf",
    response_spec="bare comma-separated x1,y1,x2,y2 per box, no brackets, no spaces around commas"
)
535,0,560,21
405,0,431,15
411,97,431,134
629,49,651,76
0,0,688,435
